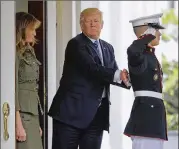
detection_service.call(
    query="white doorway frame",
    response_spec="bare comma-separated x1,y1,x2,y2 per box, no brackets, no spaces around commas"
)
46,2,57,149
1,1,15,149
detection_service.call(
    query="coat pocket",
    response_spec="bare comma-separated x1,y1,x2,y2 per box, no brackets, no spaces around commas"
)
20,112,33,130
67,91,83,100
18,90,39,115
20,112,31,121
18,90,31,112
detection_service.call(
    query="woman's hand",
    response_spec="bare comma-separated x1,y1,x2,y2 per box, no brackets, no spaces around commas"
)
39,126,42,137
16,111,26,142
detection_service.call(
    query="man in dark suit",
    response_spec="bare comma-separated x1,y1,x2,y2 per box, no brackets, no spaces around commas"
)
48,8,130,149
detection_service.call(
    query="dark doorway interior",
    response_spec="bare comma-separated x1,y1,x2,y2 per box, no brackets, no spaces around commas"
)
28,1,48,149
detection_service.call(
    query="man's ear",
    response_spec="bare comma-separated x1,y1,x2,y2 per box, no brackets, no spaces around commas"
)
101,20,104,29
80,22,84,31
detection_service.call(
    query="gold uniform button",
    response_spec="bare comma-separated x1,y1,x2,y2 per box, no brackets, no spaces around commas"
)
153,74,158,81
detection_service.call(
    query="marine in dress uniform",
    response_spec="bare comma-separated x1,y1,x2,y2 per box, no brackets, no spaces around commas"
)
124,13,168,149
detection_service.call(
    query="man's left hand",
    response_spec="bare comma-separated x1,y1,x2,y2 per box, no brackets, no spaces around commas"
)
120,69,130,86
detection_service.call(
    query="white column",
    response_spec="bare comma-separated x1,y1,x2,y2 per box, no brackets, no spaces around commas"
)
46,2,57,149
56,1,73,84
48,1,77,148
74,1,81,35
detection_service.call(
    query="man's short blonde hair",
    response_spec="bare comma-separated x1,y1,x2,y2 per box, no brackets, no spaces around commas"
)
80,8,103,24
133,26,148,37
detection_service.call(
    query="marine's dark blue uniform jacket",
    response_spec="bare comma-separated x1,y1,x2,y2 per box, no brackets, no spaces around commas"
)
124,34,168,140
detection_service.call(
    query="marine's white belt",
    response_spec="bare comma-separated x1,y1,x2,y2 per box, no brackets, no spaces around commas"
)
134,90,163,100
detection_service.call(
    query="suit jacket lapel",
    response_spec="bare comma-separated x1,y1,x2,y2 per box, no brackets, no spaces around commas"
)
81,33,97,53
81,33,108,65
81,33,102,63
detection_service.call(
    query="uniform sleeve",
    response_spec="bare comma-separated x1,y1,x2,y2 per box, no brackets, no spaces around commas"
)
15,53,20,111
127,34,156,75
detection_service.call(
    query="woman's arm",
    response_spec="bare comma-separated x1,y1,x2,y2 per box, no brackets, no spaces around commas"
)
15,53,26,142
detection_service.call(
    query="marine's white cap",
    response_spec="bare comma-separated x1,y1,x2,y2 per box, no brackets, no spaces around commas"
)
129,13,165,29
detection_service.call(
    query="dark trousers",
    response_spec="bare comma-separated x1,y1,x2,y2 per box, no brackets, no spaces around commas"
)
52,98,109,149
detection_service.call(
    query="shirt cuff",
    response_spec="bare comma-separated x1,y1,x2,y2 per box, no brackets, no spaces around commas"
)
113,70,122,84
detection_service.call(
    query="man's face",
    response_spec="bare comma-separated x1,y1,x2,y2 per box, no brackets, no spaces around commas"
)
150,29,161,46
81,13,103,39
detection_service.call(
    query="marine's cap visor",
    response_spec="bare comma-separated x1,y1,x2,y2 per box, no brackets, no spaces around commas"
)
148,23,165,29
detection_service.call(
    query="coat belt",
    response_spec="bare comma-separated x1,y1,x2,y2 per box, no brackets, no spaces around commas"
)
134,90,163,100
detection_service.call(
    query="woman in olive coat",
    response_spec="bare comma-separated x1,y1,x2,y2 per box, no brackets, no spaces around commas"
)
15,12,43,149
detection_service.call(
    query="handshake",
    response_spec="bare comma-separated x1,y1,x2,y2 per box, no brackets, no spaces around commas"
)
120,69,131,87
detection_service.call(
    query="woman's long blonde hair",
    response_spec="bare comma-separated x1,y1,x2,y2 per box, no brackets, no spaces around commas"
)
16,12,41,54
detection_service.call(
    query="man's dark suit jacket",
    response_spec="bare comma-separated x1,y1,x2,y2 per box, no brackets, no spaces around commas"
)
48,33,130,130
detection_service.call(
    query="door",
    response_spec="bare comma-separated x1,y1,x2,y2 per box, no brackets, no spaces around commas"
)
1,1,16,149
1,1,58,149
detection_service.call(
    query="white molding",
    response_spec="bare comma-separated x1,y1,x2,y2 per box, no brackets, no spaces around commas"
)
56,1,73,84
46,2,57,149
1,1,15,149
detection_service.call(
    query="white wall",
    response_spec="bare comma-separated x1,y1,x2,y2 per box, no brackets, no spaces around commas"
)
164,131,178,149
